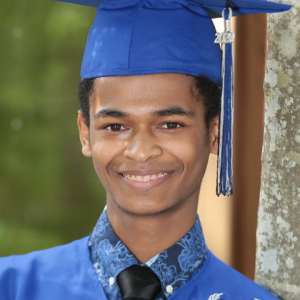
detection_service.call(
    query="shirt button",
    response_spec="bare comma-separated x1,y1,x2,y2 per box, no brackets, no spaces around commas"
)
166,285,173,294
109,277,115,286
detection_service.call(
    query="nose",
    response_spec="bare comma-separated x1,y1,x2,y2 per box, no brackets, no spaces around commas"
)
123,129,162,162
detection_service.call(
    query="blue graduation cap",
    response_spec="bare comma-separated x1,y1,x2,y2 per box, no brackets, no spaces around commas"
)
52,0,291,196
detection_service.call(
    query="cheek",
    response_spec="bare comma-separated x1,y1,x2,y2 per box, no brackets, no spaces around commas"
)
170,130,209,156
89,136,123,183
169,133,210,174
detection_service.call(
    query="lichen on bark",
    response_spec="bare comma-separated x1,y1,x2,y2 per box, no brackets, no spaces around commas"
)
255,1,300,299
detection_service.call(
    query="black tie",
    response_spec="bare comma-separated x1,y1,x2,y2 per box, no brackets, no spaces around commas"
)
117,265,162,300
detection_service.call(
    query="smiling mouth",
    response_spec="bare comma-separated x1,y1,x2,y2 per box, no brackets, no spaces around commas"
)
121,172,172,183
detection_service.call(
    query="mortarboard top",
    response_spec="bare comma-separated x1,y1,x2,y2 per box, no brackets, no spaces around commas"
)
51,0,291,195
52,0,291,81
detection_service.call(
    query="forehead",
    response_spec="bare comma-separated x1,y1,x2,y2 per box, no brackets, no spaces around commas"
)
90,73,201,114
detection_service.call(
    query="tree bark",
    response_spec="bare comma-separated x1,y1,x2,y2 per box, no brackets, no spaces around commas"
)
255,1,300,298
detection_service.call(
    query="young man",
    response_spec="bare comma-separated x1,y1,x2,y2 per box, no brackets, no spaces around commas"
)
0,0,291,299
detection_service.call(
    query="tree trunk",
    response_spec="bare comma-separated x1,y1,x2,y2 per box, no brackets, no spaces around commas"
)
255,1,300,299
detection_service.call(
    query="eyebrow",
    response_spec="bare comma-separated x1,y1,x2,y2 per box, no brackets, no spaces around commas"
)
94,107,195,119
153,107,195,118
94,109,129,119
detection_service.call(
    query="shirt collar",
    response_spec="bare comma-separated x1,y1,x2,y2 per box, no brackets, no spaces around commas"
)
89,209,207,299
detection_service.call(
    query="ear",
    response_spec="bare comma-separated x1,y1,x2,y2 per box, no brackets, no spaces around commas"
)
77,111,92,157
209,116,219,155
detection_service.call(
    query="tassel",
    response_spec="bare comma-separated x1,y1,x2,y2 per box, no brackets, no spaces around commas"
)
215,7,234,196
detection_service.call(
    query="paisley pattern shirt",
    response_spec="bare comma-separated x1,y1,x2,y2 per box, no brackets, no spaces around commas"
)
89,210,207,300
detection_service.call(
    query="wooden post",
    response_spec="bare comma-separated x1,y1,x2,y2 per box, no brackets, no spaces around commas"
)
231,13,267,279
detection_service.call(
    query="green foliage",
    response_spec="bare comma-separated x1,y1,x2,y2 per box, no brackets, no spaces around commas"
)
0,0,106,256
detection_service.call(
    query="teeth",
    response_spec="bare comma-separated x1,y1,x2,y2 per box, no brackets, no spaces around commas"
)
123,172,169,182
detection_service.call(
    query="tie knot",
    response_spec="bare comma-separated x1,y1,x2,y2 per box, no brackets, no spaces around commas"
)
117,265,162,300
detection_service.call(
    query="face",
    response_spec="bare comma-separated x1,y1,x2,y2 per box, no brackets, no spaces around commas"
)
78,73,218,217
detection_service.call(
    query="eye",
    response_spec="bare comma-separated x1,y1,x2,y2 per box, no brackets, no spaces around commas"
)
105,124,126,131
161,122,182,130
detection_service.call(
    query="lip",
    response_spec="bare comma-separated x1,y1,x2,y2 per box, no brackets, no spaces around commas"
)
118,170,175,191
119,169,171,176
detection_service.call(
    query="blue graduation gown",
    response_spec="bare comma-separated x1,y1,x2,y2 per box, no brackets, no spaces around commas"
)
0,237,280,300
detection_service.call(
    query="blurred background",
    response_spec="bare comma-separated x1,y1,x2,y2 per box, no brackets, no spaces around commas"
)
1,0,267,280
0,0,106,255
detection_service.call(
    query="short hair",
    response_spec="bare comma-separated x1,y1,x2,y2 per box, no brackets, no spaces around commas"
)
78,75,220,129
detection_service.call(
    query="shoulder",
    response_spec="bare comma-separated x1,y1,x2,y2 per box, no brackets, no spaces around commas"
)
0,237,90,279
0,237,104,300
170,250,280,300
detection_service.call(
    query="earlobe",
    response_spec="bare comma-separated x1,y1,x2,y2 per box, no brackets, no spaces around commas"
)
210,117,219,155
77,112,92,157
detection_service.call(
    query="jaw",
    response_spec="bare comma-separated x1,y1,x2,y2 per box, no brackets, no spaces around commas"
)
96,155,207,218
104,170,202,219
106,188,200,218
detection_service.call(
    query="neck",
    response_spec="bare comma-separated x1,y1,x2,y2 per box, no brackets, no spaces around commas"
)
106,199,199,263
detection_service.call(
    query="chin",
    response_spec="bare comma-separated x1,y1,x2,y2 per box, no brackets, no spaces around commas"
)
112,196,184,218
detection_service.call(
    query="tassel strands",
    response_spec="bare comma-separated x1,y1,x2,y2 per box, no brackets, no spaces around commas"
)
215,7,235,196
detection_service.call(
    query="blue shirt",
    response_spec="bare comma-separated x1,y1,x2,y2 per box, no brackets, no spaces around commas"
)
88,210,207,300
